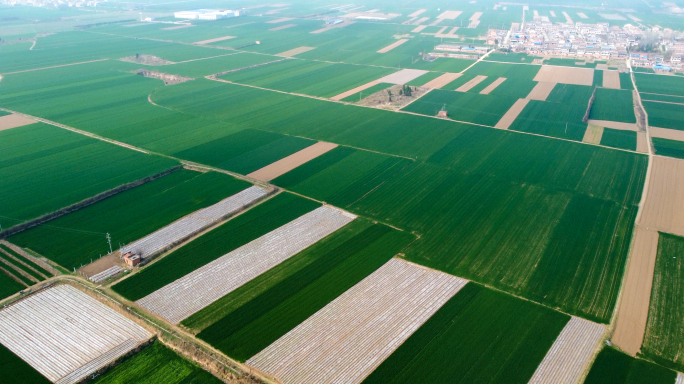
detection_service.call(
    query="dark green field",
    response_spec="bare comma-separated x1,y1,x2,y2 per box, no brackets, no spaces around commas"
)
0,245,52,278
635,73,684,96
10,170,250,270
641,233,684,372
112,192,319,301
362,283,569,384
583,347,676,384
653,137,684,159
0,343,50,384
341,83,392,102
600,128,637,151
590,88,636,123
642,101,684,131
92,341,223,384
0,270,26,301
190,220,414,361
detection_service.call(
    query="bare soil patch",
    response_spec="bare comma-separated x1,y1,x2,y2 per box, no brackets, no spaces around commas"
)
456,75,487,92
276,46,316,57
422,73,461,89
161,24,194,30
193,35,236,44
582,124,604,144
411,25,427,32
408,9,426,17
436,10,463,19
377,39,409,53
577,12,588,18
495,98,530,129
587,119,638,131
121,54,174,65
603,70,621,89
331,80,379,101
80,252,126,280
266,17,293,23
640,156,684,237
637,132,649,153
134,70,193,85
269,23,296,31
612,227,659,355
534,65,593,86
526,81,556,100
480,77,507,94
376,69,428,84
650,127,684,142
311,21,354,34
247,142,338,182
357,84,429,110
0,114,36,131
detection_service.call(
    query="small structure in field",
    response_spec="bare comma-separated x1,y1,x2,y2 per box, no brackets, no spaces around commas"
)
123,252,141,267
437,104,448,118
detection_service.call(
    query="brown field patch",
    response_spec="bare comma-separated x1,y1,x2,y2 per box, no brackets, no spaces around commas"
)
408,9,426,17
193,35,236,44
311,21,354,34
0,114,36,131
637,132,649,153
266,17,293,23
161,24,194,30
587,119,638,131
422,72,461,89
437,10,462,19
269,23,296,31
612,227,659,355
533,65,593,85
479,77,507,94
562,11,573,23
582,124,604,144
376,68,428,84
456,75,487,92
577,12,588,18
247,142,338,182
495,98,530,129
411,25,427,32
377,39,409,53
603,70,621,89
276,46,316,57
650,127,684,142
413,17,429,25
639,156,684,237
331,80,380,101
526,81,556,100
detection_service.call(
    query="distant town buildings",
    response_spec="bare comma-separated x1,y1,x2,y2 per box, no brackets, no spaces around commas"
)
174,9,241,20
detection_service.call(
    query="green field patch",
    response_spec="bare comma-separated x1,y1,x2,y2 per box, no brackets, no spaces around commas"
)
218,59,395,98
402,89,519,126
642,101,684,131
0,251,44,282
91,341,222,384
653,137,684,159
340,83,392,102
600,128,637,151
487,78,538,98
405,71,443,86
272,146,412,208
464,61,541,80
584,347,676,384
641,233,684,371
0,123,178,227
546,83,593,104
590,88,636,123
0,244,52,277
112,193,319,302
635,73,684,96
362,283,569,384
593,69,604,87
509,100,588,141
0,342,50,384
172,129,316,174
641,93,684,103
466,75,503,93
10,170,249,270
620,72,634,90
0,264,32,287
441,73,479,90
485,53,535,63
190,221,414,361
545,58,598,68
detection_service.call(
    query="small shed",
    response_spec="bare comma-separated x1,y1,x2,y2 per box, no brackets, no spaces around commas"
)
123,253,141,267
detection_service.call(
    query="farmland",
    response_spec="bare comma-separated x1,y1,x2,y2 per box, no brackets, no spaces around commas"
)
112,192,319,302
641,233,684,371
0,343,50,384
9,170,252,270
653,138,684,159
91,342,223,384
600,128,637,151
362,283,569,384
0,122,178,227
584,347,677,384
635,73,684,96
0,270,25,301
589,88,636,123
642,101,684,131
189,221,414,361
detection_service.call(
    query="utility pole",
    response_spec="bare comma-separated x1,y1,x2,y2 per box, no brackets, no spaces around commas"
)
106,233,112,254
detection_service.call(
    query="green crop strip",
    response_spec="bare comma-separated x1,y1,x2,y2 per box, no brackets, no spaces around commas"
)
600,128,637,151
653,137,684,159
584,347,676,384
112,192,319,302
0,343,50,384
0,245,52,277
642,101,684,131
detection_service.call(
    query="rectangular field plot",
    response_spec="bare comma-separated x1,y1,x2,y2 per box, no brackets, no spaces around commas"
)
361,283,569,384
583,347,677,384
90,341,222,384
635,73,684,97
600,128,637,151
654,137,684,159
112,193,320,302
402,89,519,126
534,65,594,85
136,205,355,323
0,285,152,384
0,123,178,227
271,146,412,209
0,269,26,302
218,59,396,98
464,61,541,80
248,259,468,384
590,88,636,123
508,99,588,141
172,129,316,175
642,101,684,131
247,142,337,182
641,233,684,371
639,156,684,237
10,170,251,270
189,220,414,361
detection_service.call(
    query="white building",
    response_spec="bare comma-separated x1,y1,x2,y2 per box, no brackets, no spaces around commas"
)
174,9,240,20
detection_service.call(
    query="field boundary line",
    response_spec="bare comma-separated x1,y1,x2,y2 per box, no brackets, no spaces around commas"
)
640,99,684,106
459,48,494,74
1,58,109,75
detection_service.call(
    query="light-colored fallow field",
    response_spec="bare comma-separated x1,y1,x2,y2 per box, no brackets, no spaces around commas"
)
639,156,684,236
276,46,316,57
534,65,593,86
330,80,379,101
247,142,338,181
582,124,604,144
612,227,660,355
650,127,684,142
269,24,296,31
637,132,649,153
455,75,487,92
377,39,409,53
495,98,530,129
377,68,428,84
603,70,621,89
479,77,507,94
526,81,556,100
248,258,468,384
193,35,236,45
266,17,293,23
422,73,461,89
0,114,36,131
587,119,639,131
411,25,427,32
